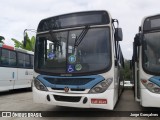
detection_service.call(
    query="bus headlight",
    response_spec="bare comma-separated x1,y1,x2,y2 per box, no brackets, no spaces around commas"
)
89,78,113,93
34,78,48,91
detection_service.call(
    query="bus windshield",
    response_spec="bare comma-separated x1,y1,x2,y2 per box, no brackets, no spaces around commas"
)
35,27,111,75
143,32,160,74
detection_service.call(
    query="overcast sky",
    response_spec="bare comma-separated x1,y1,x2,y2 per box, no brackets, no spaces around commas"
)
1,0,160,60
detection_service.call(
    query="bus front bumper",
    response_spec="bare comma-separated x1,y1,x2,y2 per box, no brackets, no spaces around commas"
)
33,87,114,110
141,89,160,107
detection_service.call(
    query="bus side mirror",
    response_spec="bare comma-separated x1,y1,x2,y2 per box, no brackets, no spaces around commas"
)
115,28,123,41
134,33,142,46
23,29,36,48
115,59,118,67
23,29,27,47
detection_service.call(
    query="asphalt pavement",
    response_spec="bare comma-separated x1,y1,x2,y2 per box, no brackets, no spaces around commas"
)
0,88,160,120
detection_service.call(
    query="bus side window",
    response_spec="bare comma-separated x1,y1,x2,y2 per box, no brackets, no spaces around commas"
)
30,55,34,68
25,54,30,68
1,49,16,67
18,52,25,68
1,49,9,66
9,51,17,66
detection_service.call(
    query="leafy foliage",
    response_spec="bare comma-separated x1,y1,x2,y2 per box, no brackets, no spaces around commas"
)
123,60,132,80
0,36,5,43
11,33,35,52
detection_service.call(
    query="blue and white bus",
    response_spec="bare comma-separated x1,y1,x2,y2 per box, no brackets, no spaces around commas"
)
28,10,124,110
133,14,160,107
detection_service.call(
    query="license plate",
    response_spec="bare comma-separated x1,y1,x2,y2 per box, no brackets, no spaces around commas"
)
91,99,107,104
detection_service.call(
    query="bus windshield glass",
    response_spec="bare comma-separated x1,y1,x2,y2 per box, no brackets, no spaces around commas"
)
143,32,160,74
143,16,160,31
35,27,111,75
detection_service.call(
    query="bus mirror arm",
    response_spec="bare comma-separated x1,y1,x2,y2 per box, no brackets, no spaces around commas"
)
23,29,27,47
130,60,132,70
133,41,137,62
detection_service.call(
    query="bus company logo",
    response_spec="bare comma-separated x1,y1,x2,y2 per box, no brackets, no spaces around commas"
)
2,112,11,117
64,87,69,93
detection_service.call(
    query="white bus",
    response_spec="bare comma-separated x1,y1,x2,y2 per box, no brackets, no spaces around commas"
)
0,43,34,92
28,10,124,110
133,14,160,107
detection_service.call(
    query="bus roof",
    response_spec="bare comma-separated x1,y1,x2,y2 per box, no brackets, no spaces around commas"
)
141,14,160,31
0,43,34,54
0,43,14,50
15,48,34,54
37,10,111,32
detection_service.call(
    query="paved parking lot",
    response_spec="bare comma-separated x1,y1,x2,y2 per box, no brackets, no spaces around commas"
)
0,88,160,120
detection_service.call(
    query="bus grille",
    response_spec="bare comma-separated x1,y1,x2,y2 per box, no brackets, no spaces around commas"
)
54,95,81,102
44,78,94,85
51,88,85,91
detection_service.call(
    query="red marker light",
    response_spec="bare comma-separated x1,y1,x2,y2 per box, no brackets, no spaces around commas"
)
141,79,147,84
91,99,107,104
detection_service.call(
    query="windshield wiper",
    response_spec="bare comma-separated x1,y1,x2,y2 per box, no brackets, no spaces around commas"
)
74,25,90,48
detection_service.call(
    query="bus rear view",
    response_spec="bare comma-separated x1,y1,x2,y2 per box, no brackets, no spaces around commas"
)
32,11,124,110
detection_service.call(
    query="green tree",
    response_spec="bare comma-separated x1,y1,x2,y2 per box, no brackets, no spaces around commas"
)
12,34,35,52
123,60,132,80
0,36,5,43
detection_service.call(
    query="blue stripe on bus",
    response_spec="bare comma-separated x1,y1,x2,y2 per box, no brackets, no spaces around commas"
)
37,75,105,89
149,76,160,87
